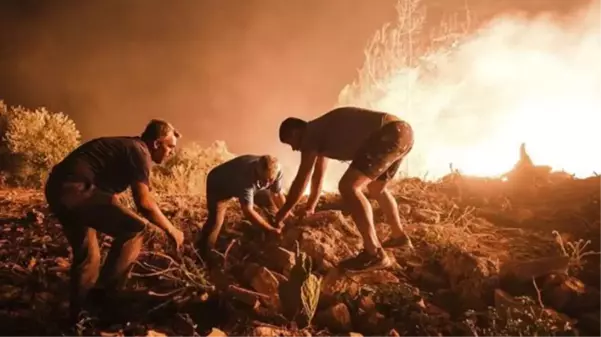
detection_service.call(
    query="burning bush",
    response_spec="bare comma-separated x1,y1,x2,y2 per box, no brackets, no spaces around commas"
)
0,100,81,187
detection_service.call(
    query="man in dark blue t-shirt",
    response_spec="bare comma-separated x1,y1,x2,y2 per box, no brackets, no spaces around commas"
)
196,154,286,265
45,119,184,323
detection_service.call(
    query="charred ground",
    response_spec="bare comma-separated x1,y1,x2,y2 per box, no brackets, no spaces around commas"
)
0,159,599,336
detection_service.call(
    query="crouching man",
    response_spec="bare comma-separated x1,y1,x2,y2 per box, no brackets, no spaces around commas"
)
196,154,285,266
44,119,185,323
275,106,414,273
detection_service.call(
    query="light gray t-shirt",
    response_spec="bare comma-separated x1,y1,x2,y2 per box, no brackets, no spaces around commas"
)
207,155,283,205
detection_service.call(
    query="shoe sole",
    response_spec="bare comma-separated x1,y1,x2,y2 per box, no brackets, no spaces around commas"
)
342,258,394,275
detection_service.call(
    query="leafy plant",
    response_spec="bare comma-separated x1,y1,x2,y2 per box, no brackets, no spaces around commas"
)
278,241,322,328
0,101,81,187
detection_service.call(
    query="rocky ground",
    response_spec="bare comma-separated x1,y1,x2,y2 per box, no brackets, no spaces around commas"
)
0,170,599,336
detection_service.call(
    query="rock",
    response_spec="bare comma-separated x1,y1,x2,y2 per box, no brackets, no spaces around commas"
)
316,303,352,332
358,295,376,313
263,247,295,277
411,208,440,224
388,329,400,337
500,256,570,282
544,276,600,314
398,204,411,216
354,310,392,335
252,326,283,337
410,268,448,289
145,330,167,337
243,265,280,310
283,210,362,271
321,268,400,300
441,251,499,310
207,328,227,336
100,332,124,337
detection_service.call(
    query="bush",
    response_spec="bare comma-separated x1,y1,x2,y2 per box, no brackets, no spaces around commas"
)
151,140,235,196
0,100,81,187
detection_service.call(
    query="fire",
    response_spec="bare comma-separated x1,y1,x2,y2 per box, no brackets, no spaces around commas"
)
338,2,601,180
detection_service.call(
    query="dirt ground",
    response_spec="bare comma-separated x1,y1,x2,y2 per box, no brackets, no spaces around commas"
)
0,172,599,336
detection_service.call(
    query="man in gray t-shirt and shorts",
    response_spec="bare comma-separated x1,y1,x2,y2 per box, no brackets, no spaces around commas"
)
275,106,414,273
196,154,286,267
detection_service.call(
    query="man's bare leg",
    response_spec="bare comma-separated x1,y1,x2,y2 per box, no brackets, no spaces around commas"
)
367,180,413,249
367,180,404,237
339,168,380,254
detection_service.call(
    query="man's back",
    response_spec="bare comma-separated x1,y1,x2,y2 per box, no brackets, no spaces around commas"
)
51,136,152,194
208,154,282,203
301,106,399,161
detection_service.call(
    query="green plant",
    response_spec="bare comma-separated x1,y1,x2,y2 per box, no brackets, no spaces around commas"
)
278,241,322,328
0,101,80,187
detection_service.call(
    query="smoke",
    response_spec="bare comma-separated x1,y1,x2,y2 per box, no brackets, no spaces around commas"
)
336,0,600,184
0,0,395,152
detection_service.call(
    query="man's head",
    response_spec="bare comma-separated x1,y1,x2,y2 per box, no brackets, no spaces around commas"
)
255,155,281,187
141,119,182,164
279,117,307,151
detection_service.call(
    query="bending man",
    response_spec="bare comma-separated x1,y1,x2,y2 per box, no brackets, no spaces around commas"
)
275,106,414,273
196,154,285,266
45,119,185,323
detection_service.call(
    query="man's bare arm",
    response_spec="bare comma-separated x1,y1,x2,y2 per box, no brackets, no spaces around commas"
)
131,181,178,235
306,155,328,212
275,150,318,223
241,202,277,232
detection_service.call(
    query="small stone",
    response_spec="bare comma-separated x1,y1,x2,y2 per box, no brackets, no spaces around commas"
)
316,303,352,332
207,327,227,336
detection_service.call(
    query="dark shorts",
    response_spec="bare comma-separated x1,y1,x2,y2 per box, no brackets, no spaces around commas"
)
45,174,147,238
350,120,414,181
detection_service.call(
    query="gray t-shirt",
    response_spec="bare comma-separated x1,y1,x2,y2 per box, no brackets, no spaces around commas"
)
301,106,399,161
206,154,283,205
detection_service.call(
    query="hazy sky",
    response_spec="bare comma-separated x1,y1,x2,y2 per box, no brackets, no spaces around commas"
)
0,0,593,156
0,0,398,154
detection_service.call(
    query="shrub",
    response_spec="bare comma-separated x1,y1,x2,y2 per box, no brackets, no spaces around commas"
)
0,100,81,187
151,140,235,196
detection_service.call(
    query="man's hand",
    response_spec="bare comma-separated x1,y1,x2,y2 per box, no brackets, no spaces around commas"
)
168,227,185,251
298,205,315,218
266,225,283,240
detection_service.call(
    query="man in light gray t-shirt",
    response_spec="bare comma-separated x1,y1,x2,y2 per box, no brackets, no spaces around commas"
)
196,154,286,267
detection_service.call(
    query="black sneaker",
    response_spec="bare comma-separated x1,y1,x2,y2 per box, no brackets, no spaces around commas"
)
382,232,414,250
338,249,372,270
342,248,392,273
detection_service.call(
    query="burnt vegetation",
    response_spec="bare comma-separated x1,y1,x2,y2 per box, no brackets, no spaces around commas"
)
1,0,599,336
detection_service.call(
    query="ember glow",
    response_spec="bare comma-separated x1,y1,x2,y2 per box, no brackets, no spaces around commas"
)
337,2,600,181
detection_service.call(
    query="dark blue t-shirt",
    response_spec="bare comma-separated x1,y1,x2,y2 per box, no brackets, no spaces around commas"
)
206,155,283,205
50,136,152,194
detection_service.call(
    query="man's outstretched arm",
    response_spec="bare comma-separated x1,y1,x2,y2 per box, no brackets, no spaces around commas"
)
131,181,184,249
305,155,328,214
241,201,280,232
275,150,318,223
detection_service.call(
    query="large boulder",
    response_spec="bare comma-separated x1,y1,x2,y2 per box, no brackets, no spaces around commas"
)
282,210,363,271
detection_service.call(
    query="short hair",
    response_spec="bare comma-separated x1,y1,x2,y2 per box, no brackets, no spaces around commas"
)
279,117,307,143
259,155,281,181
141,119,181,142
